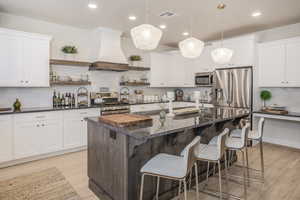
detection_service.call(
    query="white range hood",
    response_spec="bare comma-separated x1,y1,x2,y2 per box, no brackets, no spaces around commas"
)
90,28,129,71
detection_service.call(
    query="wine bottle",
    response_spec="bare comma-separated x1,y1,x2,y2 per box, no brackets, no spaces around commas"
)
72,93,76,107
53,91,57,108
62,94,65,108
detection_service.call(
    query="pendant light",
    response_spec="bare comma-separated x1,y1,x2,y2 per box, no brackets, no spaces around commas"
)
179,15,204,58
130,0,162,50
211,3,234,64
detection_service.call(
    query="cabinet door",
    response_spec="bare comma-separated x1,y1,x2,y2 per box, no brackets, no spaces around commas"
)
39,119,63,154
23,37,50,87
14,121,40,159
63,117,84,149
194,45,215,72
258,43,286,87
0,33,23,87
286,41,300,86
150,53,170,87
0,116,13,163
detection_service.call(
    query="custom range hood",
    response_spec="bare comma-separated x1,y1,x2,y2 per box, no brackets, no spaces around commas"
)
90,28,129,71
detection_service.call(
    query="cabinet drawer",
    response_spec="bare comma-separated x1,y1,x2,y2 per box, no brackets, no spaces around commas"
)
14,111,63,123
64,109,100,118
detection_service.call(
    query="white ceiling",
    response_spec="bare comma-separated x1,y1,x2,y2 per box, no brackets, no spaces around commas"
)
0,0,300,46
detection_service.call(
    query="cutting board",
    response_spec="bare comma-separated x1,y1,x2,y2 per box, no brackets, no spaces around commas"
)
99,114,153,127
262,109,289,115
174,108,199,116
0,108,12,112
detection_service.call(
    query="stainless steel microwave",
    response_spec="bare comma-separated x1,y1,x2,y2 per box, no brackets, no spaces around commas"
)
195,72,213,86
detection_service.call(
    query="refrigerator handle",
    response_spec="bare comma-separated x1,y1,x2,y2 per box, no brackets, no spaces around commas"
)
230,71,234,106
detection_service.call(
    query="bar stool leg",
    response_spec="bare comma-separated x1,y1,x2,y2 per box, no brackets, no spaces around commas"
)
241,150,247,200
189,167,193,189
217,160,223,200
195,163,200,200
260,139,265,181
206,162,210,186
245,146,250,186
139,174,145,200
224,152,229,196
156,176,160,200
178,181,182,199
183,179,188,200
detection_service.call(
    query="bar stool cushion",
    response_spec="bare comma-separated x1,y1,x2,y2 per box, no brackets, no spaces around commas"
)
225,137,244,149
208,136,218,145
230,129,242,138
141,153,187,178
248,130,260,140
194,143,220,161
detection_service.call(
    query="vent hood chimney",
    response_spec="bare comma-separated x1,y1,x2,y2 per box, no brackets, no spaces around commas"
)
90,28,129,71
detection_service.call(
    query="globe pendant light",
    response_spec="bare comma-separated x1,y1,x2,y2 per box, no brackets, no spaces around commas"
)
130,0,162,50
179,37,204,58
211,3,234,64
179,16,204,58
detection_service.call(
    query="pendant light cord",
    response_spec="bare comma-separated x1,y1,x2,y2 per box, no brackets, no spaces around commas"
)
145,0,149,24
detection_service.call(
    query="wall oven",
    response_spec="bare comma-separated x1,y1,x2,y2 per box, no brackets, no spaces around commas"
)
195,72,213,86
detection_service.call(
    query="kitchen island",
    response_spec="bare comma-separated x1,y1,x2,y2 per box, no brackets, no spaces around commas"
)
86,107,249,200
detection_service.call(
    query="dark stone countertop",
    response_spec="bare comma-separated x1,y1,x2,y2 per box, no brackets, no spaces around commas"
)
0,105,102,115
86,107,250,141
253,110,300,118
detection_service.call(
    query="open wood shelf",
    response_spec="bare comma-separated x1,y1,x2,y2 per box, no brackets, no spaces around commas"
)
50,81,91,86
128,66,150,71
50,59,91,67
120,82,150,86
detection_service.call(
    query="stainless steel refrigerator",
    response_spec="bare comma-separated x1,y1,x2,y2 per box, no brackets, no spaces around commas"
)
213,66,253,110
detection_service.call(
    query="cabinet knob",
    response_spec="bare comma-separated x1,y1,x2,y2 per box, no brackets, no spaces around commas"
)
42,124,45,127
21,80,24,83
25,81,29,83
37,124,40,127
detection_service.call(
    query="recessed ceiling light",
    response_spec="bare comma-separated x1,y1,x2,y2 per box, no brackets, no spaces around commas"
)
88,3,98,9
159,24,167,29
252,11,262,17
182,32,189,36
128,15,137,21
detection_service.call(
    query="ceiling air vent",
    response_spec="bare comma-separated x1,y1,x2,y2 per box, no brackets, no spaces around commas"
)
159,11,176,18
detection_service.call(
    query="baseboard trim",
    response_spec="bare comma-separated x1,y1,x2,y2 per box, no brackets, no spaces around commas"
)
0,146,87,169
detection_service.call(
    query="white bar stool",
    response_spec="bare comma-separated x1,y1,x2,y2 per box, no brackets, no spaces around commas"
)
193,128,230,200
139,136,201,200
230,117,265,182
224,124,250,200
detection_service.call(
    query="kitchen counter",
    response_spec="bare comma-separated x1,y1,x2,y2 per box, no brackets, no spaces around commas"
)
0,101,210,116
254,110,300,118
0,105,102,115
86,107,249,200
87,107,249,141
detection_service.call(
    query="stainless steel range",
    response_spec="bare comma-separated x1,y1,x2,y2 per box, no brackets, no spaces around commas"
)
100,102,130,116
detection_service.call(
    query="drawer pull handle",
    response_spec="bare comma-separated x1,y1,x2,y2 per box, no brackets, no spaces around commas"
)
80,112,87,114
36,116,46,118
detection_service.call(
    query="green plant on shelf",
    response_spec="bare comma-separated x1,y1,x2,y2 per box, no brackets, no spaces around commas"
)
129,55,142,61
61,46,78,54
260,90,272,109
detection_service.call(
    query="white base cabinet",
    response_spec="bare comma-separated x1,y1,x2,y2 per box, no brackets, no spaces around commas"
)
13,112,63,159
0,108,101,166
0,115,13,163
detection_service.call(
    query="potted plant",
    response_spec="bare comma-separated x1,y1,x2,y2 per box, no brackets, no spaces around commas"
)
61,46,78,60
129,55,142,67
260,90,272,109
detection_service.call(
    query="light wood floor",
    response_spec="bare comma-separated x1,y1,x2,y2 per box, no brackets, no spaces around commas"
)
0,143,299,200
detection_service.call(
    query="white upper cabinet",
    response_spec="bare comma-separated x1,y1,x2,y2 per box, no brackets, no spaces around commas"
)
213,35,255,68
0,28,51,87
258,42,286,87
150,52,170,87
258,37,300,87
285,40,300,86
0,32,23,87
193,45,215,73
150,51,195,87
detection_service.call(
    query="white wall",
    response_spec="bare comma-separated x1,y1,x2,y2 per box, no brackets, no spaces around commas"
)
0,12,172,108
253,23,300,149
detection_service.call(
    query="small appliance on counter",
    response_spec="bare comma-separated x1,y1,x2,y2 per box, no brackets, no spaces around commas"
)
174,89,184,101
